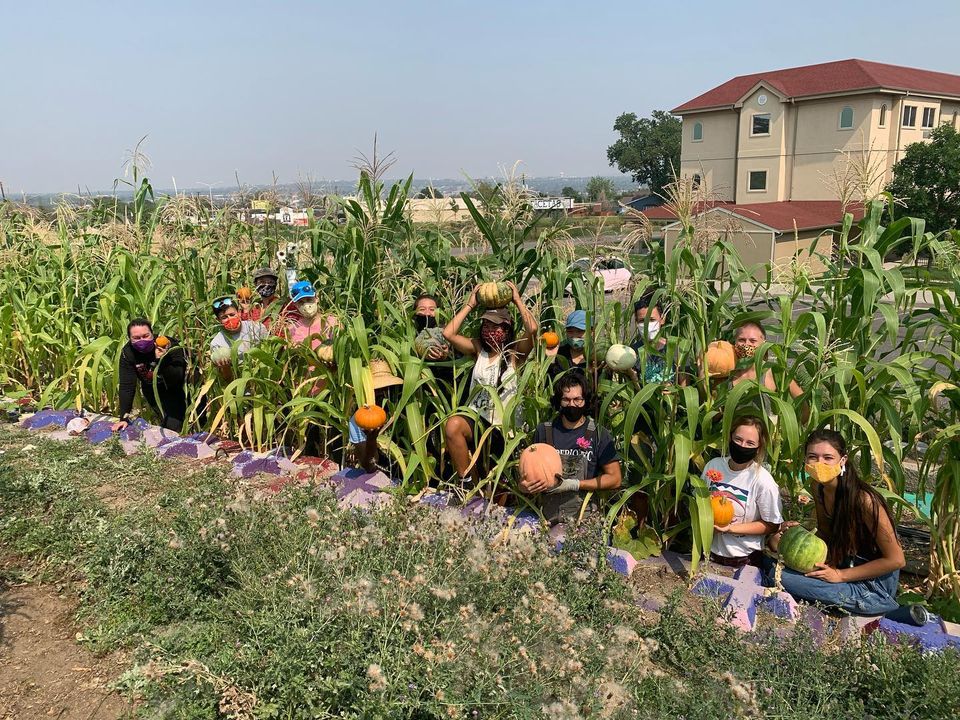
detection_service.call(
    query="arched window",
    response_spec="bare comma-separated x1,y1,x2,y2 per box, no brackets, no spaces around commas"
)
839,106,854,130
879,104,887,128
692,122,703,141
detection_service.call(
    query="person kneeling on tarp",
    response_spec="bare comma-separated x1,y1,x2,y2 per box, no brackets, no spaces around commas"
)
519,370,621,525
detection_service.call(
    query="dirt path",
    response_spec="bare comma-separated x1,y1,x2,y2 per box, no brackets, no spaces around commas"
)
0,580,130,720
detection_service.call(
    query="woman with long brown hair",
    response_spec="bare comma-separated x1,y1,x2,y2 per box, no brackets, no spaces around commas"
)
767,429,905,615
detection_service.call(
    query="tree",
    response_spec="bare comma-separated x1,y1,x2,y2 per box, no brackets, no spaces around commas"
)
886,124,960,233
585,176,616,203
561,185,583,203
606,110,681,197
416,186,443,199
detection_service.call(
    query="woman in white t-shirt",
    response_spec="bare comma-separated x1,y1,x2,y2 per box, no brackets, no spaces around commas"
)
701,416,783,568
442,282,538,484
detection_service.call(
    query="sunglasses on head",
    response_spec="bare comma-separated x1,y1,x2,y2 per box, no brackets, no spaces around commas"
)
212,297,236,312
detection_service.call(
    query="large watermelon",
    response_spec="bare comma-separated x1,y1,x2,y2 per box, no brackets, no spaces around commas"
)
414,327,449,358
779,525,828,573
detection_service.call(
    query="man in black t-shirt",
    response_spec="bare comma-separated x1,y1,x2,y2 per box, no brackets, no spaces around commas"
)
521,371,621,524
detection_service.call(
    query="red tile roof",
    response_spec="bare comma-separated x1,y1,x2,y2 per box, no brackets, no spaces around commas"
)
673,59,960,113
640,200,864,233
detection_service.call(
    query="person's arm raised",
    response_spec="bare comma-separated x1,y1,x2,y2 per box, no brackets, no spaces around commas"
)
443,285,481,357
508,281,538,358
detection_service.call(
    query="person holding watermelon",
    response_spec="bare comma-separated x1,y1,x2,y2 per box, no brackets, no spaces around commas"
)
701,416,783,568
112,318,189,433
764,429,904,615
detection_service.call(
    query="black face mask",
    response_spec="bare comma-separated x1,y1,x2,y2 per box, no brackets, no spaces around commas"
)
414,314,438,332
255,281,277,299
560,405,586,423
729,441,759,464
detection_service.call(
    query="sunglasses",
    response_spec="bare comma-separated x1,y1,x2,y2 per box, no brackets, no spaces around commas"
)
212,297,236,312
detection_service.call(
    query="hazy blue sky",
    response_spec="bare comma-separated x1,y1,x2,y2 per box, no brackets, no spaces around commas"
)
2,0,958,193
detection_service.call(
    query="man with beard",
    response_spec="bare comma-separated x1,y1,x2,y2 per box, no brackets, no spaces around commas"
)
519,370,621,525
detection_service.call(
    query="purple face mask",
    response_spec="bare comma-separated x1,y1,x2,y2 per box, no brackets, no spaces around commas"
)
132,338,156,354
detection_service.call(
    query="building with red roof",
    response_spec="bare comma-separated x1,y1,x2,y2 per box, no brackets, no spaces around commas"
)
643,59,960,275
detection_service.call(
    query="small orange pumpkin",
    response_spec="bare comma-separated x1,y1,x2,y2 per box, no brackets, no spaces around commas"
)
155,335,171,348
354,404,387,431
518,443,563,486
542,331,560,349
704,340,737,378
237,286,253,301
711,493,735,527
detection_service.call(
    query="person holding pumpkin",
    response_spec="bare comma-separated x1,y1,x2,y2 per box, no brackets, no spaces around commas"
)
442,281,538,482
702,416,783,568
348,360,404,475
209,296,268,380
728,322,804,405
111,318,190,433
763,429,904,615
546,310,593,383
520,370,621,524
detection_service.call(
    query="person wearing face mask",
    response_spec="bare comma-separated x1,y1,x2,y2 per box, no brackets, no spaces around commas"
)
625,291,686,387
112,318,190,433
701,416,783,568
546,310,593,383
763,429,904,615
728,322,804,409
247,267,281,327
442,281,538,483
209,296,268,380
520,371,621,525
413,292,455,386
347,359,404,476
285,281,339,350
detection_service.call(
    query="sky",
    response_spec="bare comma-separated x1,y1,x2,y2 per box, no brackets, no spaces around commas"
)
2,0,959,194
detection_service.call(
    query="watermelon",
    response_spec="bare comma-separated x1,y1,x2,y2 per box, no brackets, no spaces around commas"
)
779,526,828,573
414,326,449,358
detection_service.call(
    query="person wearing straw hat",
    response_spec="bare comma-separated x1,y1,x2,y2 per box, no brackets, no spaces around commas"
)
442,281,538,484
348,359,404,475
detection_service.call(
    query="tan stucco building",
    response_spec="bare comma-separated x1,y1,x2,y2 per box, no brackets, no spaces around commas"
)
649,59,960,274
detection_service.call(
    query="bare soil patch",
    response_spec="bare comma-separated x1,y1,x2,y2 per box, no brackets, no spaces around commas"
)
0,577,131,720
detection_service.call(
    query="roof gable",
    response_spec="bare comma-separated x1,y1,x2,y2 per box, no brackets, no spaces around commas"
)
672,59,960,114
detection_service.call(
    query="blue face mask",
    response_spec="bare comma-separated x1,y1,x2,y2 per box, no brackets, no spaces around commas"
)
568,338,585,349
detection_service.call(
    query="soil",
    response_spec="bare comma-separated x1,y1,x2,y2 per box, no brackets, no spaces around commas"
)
0,575,131,720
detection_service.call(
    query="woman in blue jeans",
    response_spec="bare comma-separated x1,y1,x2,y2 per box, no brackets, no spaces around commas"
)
765,429,905,616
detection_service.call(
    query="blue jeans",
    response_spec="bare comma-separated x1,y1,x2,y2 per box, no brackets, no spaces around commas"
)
761,556,900,616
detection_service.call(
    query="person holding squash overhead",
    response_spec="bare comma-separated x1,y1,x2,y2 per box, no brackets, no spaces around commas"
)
764,429,904,615
701,416,783,568
519,370,621,524
442,281,538,483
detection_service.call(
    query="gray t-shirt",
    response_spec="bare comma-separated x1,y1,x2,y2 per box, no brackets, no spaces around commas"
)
210,320,268,360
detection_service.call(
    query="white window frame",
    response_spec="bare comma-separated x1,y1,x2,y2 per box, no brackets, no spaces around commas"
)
921,107,936,129
750,113,771,137
879,104,887,128
747,170,767,192
839,106,854,130
902,105,917,128
692,121,703,142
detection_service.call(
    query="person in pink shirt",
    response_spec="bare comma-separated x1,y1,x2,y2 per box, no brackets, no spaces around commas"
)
286,280,339,350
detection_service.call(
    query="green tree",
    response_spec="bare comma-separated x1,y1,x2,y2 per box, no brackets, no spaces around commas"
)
606,110,681,197
585,176,616,203
415,186,443,199
887,124,960,233
560,185,583,203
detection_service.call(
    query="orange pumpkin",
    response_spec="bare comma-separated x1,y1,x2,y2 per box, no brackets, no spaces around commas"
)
518,443,563,486
237,286,253,301
155,335,171,348
542,331,560,349
704,340,737,378
354,404,387,431
711,493,735,526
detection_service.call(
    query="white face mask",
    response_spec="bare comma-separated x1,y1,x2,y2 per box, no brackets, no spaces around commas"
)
645,320,661,340
298,301,319,319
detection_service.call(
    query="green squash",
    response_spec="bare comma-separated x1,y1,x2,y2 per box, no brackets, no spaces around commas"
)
210,346,232,364
414,326,449,358
779,525,828,573
477,281,512,309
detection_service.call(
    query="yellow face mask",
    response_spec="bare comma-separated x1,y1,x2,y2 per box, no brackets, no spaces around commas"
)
806,461,843,484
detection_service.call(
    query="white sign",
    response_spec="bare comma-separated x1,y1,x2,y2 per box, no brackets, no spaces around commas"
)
532,197,574,211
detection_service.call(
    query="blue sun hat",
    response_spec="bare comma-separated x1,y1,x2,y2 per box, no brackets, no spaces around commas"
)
290,280,317,303
565,309,587,330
